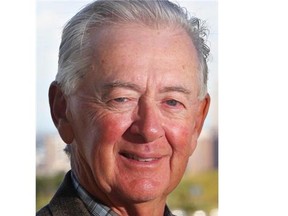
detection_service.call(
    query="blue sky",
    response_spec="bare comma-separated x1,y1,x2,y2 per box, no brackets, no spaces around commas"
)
36,0,218,134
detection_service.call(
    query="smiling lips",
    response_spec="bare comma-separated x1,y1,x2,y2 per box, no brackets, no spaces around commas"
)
120,152,161,162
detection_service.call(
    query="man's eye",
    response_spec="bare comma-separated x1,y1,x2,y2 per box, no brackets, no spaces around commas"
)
107,97,137,111
165,99,181,107
113,97,128,103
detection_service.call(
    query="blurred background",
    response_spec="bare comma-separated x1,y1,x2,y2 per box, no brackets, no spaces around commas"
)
36,0,218,215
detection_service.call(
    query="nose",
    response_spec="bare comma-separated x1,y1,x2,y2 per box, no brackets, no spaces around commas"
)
129,99,164,143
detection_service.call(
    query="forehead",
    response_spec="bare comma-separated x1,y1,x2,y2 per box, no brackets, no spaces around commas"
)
85,24,200,92
90,23,197,59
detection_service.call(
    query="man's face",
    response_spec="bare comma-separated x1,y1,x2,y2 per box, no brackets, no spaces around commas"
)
64,24,209,205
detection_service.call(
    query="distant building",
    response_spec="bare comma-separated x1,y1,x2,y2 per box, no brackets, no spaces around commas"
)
36,133,70,176
186,128,218,174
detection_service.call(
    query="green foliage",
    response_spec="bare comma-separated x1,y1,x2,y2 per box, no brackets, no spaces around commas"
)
167,169,218,214
36,172,65,211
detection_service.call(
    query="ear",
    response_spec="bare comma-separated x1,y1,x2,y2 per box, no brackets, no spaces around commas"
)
49,81,74,144
194,93,211,137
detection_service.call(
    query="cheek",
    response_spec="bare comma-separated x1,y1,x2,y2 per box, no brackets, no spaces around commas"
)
83,111,133,166
163,122,197,194
89,113,133,188
94,113,132,145
71,105,133,162
165,122,197,155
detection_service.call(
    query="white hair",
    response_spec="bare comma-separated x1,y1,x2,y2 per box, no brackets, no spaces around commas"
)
56,0,210,100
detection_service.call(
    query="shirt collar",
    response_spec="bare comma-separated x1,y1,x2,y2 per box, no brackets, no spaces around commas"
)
71,171,118,216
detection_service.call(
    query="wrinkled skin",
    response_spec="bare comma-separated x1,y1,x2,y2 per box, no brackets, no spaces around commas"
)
49,24,210,216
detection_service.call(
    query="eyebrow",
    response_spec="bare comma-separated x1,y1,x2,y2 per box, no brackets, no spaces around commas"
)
160,86,192,95
102,81,142,92
101,81,191,95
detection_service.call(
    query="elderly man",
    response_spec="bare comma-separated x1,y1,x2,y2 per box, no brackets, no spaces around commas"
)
37,0,210,215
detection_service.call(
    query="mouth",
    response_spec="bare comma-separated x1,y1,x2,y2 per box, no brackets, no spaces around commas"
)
119,152,161,162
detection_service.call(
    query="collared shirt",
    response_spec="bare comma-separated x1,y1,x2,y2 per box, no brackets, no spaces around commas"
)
71,172,175,216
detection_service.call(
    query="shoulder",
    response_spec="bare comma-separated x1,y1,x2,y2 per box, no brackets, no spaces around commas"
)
36,171,90,216
36,205,52,216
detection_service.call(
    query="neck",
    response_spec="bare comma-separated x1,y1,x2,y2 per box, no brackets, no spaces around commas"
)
111,200,167,216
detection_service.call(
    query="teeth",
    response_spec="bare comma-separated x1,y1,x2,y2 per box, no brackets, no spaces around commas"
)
123,153,157,162
137,158,154,162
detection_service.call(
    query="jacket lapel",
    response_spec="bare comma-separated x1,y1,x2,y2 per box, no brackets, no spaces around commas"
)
48,171,91,216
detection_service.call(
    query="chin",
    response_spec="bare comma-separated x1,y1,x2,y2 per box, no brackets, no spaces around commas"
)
115,179,168,203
